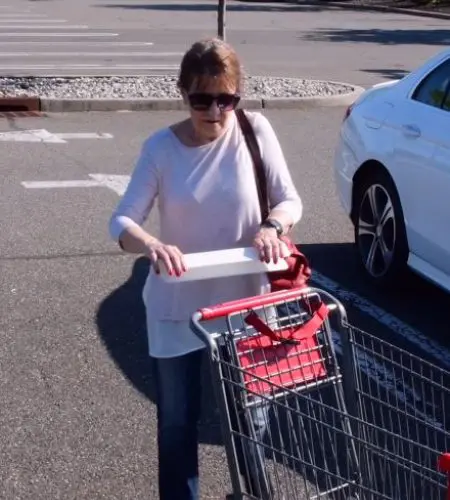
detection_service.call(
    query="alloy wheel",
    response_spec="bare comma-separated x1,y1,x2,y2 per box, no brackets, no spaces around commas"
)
357,184,396,278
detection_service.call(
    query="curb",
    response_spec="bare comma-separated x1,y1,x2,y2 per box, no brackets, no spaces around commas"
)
1,84,365,113
237,0,450,20
0,96,40,113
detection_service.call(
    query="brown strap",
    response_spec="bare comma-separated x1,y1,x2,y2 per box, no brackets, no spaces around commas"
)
235,109,270,221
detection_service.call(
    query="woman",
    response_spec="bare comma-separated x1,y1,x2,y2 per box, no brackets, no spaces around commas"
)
109,37,303,500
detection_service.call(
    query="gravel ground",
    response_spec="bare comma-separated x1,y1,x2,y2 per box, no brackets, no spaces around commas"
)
0,75,355,99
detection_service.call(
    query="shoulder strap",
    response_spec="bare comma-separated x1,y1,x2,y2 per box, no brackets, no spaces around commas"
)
235,109,270,221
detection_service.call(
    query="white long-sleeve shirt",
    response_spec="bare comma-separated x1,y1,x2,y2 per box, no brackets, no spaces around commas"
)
109,111,303,358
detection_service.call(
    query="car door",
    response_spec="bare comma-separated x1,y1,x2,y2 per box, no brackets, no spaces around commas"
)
428,90,450,274
392,58,450,275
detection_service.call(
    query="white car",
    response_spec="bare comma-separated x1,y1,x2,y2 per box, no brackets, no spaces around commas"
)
334,48,450,291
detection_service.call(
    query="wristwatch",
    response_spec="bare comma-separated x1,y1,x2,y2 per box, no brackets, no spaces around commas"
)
261,218,283,237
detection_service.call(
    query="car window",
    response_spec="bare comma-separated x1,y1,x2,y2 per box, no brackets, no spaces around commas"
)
443,87,450,111
412,58,450,110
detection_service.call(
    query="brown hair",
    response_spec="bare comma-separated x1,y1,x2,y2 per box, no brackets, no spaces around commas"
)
177,37,242,94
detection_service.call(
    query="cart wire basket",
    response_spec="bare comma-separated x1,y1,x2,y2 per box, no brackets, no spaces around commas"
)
190,287,450,500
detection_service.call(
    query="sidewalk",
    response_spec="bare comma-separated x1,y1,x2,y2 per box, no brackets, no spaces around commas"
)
240,0,450,19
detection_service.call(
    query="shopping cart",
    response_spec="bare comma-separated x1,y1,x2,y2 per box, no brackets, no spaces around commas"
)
190,287,450,500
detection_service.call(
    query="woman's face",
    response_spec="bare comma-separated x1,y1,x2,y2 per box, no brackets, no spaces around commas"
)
183,76,240,142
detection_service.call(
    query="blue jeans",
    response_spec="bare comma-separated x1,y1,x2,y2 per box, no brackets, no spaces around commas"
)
155,350,202,500
154,349,272,500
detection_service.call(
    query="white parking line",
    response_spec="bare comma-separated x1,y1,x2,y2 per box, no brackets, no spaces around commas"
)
0,33,119,37
0,52,183,57
3,130,113,143
0,42,154,46
21,174,128,194
0,14,49,18
22,180,102,189
2,129,66,143
0,64,179,70
5,19,69,23
54,133,113,140
88,174,130,195
313,270,450,369
0,25,89,29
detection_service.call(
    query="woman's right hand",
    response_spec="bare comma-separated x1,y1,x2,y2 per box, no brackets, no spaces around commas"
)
145,239,187,277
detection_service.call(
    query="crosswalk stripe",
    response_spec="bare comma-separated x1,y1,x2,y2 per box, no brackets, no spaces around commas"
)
0,33,119,37
0,25,89,29
0,14,49,18
0,41,154,46
0,64,179,69
0,52,182,57
4,19,69,23
0,4,181,76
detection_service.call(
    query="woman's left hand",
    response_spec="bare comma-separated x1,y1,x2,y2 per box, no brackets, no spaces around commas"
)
253,227,286,264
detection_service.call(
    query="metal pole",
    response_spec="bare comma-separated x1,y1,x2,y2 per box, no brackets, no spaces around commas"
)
218,0,226,40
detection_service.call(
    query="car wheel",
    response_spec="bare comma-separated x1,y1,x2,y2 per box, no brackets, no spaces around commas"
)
353,169,408,287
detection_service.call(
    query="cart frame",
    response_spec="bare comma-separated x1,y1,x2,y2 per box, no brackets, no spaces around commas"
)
190,286,450,500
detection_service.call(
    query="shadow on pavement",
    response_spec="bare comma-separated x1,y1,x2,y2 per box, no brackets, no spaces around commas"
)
302,28,450,45
94,242,450,452
360,67,409,80
94,256,223,446
95,1,344,13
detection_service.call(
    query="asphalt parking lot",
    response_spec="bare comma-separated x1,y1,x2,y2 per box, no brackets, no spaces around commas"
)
1,108,449,499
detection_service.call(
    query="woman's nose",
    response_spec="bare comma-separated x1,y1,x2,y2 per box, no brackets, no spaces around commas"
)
206,101,221,119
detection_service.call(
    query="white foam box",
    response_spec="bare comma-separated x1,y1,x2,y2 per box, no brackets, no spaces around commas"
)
159,245,290,283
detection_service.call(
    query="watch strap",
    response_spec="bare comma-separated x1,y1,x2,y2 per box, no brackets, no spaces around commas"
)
262,218,283,236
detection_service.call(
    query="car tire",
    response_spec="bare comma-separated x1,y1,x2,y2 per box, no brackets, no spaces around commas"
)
353,168,409,288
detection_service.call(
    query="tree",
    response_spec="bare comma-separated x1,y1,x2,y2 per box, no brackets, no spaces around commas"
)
218,0,226,40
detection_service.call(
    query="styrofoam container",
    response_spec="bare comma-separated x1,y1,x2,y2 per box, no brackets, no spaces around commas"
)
159,245,291,283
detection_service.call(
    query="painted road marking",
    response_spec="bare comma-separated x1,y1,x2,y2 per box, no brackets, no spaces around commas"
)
54,133,114,140
88,174,130,196
22,180,103,189
0,42,154,46
0,33,119,37
0,52,183,57
0,64,179,70
0,15,49,19
0,25,89,29
0,129,66,143
0,130,113,143
5,19,69,23
313,271,450,369
22,174,129,195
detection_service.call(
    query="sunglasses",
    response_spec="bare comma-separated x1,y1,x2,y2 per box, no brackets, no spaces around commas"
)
187,93,241,111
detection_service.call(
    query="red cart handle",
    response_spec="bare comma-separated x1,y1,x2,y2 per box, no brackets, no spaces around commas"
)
438,453,450,500
197,287,320,321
